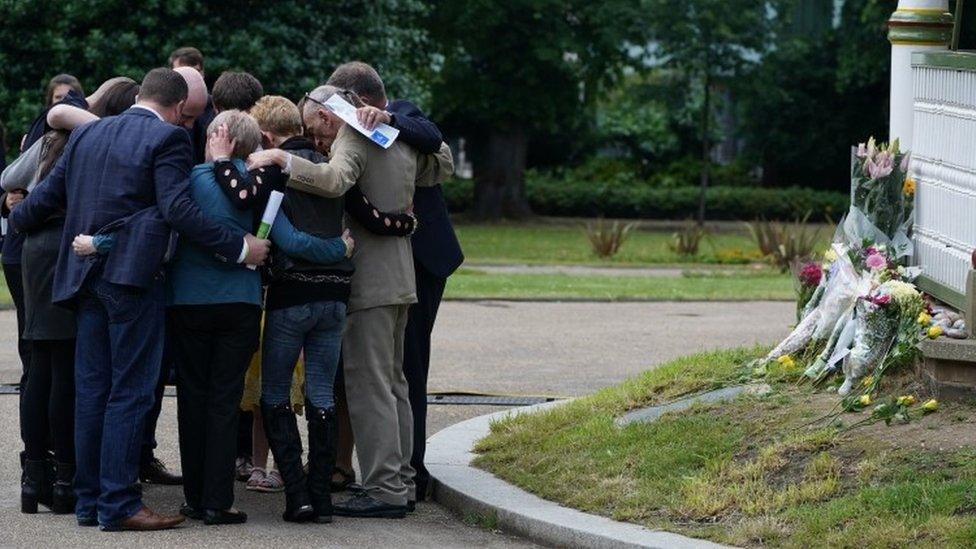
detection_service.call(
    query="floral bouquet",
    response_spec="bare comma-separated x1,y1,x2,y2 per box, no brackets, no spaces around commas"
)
851,137,913,241
839,280,924,395
792,260,824,322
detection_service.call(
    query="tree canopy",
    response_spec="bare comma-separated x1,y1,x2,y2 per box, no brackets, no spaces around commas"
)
0,0,432,144
427,0,647,217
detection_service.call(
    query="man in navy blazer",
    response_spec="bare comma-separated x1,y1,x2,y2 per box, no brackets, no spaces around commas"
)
387,101,464,501
385,100,463,501
11,68,270,531
330,63,464,503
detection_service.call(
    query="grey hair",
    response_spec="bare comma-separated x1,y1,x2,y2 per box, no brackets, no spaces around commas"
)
303,85,343,118
302,84,365,119
207,109,261,158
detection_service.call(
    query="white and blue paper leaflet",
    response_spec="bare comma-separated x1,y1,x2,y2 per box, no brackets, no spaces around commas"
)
324,94,399,149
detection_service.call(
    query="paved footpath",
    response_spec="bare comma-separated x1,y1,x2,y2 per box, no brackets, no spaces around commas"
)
0,300,792,548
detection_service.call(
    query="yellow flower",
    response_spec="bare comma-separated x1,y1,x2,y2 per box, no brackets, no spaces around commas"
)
922,399,939,412
896,395,916,406
777,355,796,370
824,249,839,263
861,375,874,388
928,325,943,339
917,312,932,326
903,178,916,197
859,394,872,406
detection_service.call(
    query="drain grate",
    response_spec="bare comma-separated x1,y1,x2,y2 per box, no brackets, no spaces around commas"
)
1,385,559,407
427,394,558,406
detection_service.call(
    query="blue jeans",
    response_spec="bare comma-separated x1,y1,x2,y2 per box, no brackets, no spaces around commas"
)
74,274,165,527
262,301,346,409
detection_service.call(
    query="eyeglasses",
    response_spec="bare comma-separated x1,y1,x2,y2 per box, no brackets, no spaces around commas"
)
301,92,329,110
300,90,355,137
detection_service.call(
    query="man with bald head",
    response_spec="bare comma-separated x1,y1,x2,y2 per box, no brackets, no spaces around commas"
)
174,66,208,131
170,49,215,165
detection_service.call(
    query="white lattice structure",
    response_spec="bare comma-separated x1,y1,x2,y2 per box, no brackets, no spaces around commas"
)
911,53,976,309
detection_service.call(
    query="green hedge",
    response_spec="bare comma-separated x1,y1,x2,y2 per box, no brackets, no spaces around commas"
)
443,175,848,221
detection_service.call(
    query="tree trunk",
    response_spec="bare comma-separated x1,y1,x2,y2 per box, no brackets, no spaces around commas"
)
472,129,532,220
696,72,711,226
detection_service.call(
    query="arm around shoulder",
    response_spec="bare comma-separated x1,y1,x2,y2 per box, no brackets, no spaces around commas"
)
269,212,348,264
285,129,364,198
415,142,454,188
47,104,98,130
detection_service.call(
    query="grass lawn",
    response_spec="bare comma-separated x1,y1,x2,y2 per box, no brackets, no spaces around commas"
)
475,348,976,548
445,268,794,301
0,268,11,309
456,222,818,266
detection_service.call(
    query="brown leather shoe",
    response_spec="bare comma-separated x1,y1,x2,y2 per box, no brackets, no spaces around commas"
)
105,506,185,531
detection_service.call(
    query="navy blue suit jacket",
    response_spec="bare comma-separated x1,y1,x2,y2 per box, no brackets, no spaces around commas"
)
388,100,464,279
11,107,245,304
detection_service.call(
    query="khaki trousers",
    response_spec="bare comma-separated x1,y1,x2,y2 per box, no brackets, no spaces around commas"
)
342,304,415,505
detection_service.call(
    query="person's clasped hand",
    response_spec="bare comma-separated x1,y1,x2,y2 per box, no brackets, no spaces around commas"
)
356,105,391,131
341,228,355,257
5,189,25,211
243,233,271,266
72,234,97,256
246,149,288,171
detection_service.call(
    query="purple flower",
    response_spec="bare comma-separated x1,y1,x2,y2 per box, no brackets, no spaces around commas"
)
866,253,887,270
873,293,891,306
866,151,894,179
856,143,868,158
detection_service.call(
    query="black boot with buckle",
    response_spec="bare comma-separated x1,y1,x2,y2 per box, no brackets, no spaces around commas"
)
261,401,314,523
306,401,337,524
51,461,76,514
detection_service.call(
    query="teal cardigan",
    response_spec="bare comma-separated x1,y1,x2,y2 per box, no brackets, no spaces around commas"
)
159,160,346,307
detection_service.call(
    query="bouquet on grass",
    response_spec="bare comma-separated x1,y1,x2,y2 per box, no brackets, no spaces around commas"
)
792,260,824,322
753,138,931,405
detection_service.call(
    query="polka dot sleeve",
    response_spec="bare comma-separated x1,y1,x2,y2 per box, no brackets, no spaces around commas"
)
343,184,417,237
212,159,287,211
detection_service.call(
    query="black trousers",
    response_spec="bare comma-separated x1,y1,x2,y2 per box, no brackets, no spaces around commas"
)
170,304,260,510
5,263,32,445
20,338,74,462
402,263,447,498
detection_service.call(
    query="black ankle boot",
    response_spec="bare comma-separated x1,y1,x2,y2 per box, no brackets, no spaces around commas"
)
21,459,53,514
261,401,314,523
51,462,76,514
306,402,337,524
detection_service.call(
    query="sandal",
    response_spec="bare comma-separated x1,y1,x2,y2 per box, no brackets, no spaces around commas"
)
254,469,285,493
330,467,355,492
245,467,266,491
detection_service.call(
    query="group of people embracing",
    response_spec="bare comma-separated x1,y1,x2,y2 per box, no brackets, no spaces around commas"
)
1,46,462,532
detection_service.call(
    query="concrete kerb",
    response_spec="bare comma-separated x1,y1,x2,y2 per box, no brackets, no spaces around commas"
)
426,401,733,549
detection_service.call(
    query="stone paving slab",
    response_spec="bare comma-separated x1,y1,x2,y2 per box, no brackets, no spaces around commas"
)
615,385,748,426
